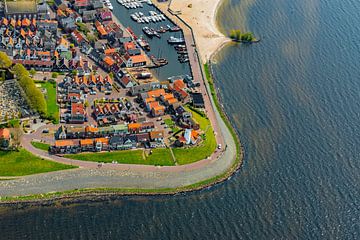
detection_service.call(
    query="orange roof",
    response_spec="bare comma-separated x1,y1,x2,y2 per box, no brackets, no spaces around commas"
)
145,97,155,104
124,42,136,50
22,18,31,27
85,126,98,133
10,18,16,27
96,22,107,36
192,130,199,139
95,138,109,144
17,19,21,26
38,51,51,56
2,18,8,26
153,105,165,111
148,101,159,109
147,89,165,98
130,54,147,64
173,79,185,89
104,48,116,55
167,98,178,104
0,128,10,139
54,50,59,58
163,93,174,100
20,28,26,38
59,37,69,47
80,139,93,146
128,123,141,129
31,18,36,26
150,130,164,139
104,75,113,84
103,56,115,66
55,140,76,147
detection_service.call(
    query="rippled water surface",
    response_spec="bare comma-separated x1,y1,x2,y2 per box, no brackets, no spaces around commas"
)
1,0,360,239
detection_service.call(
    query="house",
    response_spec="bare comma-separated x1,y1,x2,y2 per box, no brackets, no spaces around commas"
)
128,123,142,134
79,139,94,151
69,102,86,123
60,17,77,32
55,125,67,140
98,9,112,21
150,130,164,143
118,75,134,88
37,1,50,20
141,122,155,132
51,139,80,154
74,0,91,10
191,92,205,108
94,137,109,151
0,128,11,149
56,37,70,52
82,10,97,22
128,54,147,67
184,129,199,145
136,132,150,143
151,105,165,117
71,30,86,46
147,89,165,99
130,82,161,96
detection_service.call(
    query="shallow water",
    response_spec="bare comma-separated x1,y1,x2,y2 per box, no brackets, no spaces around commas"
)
1,0,360,239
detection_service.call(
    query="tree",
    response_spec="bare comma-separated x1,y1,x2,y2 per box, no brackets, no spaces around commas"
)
11,127,22,149
240,32,254,42
29,68,37,77
84,100,89,108
0,52,12,69
72,70,78,76
109,72,114,79
51,72,59,78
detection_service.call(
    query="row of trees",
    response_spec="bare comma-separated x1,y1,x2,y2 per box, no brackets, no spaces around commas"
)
12,64,47,117
229,30,255,42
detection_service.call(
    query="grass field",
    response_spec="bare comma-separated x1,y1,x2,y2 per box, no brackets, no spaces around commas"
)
173,107,217,165
31,141,50,151
146,148,174,166
0,149,76,176
40,82,59,123
65,149,175,166
164,118,180,132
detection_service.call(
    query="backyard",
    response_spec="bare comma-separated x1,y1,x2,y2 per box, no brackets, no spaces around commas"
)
40,81,59,123
0,149,76,176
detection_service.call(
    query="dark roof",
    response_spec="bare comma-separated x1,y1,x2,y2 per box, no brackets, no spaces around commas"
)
191,93,205,105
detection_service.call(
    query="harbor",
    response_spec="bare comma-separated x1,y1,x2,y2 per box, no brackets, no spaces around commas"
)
110,0,191,80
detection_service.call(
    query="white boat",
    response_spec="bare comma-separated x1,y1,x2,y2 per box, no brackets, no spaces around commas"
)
139,11,144,16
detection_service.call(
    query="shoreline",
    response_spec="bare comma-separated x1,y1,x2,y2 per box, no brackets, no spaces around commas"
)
0,0,244,204
166,0,231,63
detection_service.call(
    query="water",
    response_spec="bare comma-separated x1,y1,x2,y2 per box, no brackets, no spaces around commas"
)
1,0,360,239
110,0,191,80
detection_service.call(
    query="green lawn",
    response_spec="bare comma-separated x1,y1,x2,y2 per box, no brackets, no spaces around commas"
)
31,141,50,151
65,148,175,166
0,149,76,176
164,118,180,132
146,148,174,166
172,107,217,165
40,82,59,123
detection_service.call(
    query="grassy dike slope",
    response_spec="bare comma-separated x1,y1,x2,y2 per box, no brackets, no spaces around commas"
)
0,149,76,176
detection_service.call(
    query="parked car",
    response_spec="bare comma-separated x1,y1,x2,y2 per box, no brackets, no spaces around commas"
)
42,128,49,133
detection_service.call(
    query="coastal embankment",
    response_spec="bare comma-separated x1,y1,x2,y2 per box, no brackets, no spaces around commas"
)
0,0,243,203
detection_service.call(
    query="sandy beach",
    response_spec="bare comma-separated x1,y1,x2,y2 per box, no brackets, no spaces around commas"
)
167,0,230,63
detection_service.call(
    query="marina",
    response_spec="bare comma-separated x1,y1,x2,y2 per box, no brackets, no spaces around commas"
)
110,0,191,79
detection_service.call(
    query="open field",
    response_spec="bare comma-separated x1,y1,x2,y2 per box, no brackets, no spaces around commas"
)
40,82,59,123
31,141,50,151
65,149,175,166
0,149,76,176
173,107,217,165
